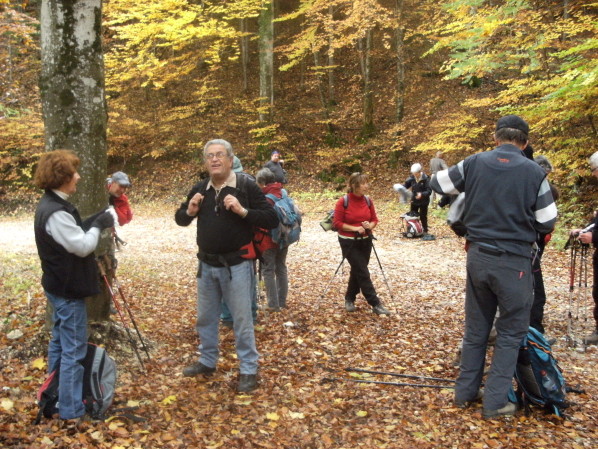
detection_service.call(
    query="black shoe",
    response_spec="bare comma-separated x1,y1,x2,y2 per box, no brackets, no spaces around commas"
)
183,362,216,377
237,374,258,393
372,304,390,315
345,300,356,312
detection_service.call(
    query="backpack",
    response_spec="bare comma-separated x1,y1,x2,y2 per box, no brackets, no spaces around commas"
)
265,190,302,248
35,343,117,423
401,213,424,238
320,195,371,232
514,327,569,417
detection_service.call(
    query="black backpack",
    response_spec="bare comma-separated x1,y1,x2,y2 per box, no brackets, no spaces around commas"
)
35,343,117,423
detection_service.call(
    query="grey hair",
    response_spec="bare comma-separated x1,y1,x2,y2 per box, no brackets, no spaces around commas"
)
203,139,234,158
256,167,276,186
534,155,553,174
589,151,598,170
495,128,528,146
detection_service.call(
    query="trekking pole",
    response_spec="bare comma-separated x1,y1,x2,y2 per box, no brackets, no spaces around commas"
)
97,259,147,372
345,367,455,384
322,377,454,389
368,232,396,305
566,237,581,347
581,244,589,325
320,257,346,299
103,256,151,361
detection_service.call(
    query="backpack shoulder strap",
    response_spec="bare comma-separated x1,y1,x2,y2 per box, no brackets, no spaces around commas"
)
364,195,371,208
197,178,210,195
265,193,279,203
235,172,248,194
343,194,349,208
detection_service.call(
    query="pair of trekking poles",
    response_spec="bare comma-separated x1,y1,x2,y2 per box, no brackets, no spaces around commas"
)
97,251,151,373
320,230,396,310
565,232,591,348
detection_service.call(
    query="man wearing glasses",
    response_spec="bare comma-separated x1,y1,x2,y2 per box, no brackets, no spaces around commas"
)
175,139,278,392
571,151,598,344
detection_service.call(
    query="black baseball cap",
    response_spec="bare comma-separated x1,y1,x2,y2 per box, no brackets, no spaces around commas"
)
496,115,529,136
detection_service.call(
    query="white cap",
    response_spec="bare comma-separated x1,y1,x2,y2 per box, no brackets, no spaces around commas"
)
411,163,422,174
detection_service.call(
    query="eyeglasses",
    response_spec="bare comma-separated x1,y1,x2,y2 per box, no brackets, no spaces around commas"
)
205,152,227,160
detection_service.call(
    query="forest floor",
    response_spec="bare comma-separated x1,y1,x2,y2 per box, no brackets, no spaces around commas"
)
0,198,597,449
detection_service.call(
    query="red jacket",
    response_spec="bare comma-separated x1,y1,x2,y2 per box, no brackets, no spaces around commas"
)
110,193,133,226
333,193,378,238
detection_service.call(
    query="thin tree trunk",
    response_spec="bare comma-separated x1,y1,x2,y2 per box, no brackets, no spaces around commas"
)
313,50,331,129
258,0,274,122
395,0,405,122
40,0,111,322
361,30,375,137
240,18,249,92
327,5,335,105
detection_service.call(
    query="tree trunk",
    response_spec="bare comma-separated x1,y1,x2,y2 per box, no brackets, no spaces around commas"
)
360,30,375,138
258,0,274,122
240,18,249,92
327,5,336,105
40,0,111,323
395,0,405,123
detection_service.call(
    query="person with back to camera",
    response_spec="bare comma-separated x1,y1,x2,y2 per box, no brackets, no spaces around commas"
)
33,149,115,421
429,151,448,206
333,172,390,316
430,115,557,418
255,167,291,311
402,163,432,235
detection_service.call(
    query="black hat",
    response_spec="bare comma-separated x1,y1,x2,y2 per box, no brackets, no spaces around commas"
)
496,115,529,136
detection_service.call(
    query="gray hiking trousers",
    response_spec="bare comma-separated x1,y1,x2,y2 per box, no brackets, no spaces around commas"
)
456,242,533,411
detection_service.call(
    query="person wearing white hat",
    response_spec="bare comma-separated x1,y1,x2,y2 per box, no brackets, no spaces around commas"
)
400,163,432,234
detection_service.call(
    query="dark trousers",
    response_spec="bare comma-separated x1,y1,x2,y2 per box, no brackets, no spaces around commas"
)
593,248,598,328
529,240,546,334
338,237,380,307
409,203,429,232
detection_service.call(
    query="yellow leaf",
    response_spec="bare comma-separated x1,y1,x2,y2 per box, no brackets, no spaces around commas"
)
127,400,141,407
266,412,280,421
161,395,177,405
1,398,14,411
231,429,240,435
356,410,368,417
289,411,305,419
31,357,46,371
296,337,303,345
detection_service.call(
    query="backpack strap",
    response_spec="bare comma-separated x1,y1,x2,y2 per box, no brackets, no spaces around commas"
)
343,194,371,208
265,193,279,203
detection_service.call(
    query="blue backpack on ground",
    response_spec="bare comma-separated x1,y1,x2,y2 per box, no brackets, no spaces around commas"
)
514,327,569,417
265,190,302,248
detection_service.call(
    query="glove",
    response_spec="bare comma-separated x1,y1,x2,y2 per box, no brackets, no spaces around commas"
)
92,211,115,230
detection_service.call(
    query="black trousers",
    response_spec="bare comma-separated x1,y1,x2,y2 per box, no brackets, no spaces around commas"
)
529,239,546,334
338,237,380,307
593,248,598,328
409,203,429,232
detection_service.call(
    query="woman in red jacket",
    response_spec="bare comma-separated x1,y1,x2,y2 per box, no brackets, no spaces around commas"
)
333,173,390,315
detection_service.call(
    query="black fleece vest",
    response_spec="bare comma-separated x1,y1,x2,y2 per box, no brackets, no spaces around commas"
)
34,191,100,299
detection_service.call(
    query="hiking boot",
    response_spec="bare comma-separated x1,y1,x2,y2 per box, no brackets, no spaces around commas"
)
583,329,598,345
345,300,356,312
237,374,258,393
483,401,518,419
454,388,484,408
182,362,216,377
372,304,390,315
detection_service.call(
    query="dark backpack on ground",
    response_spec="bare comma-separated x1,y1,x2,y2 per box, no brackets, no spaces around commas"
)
320,194,371,232
35,343,117,423
265,190,302,248
514,327,569,417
